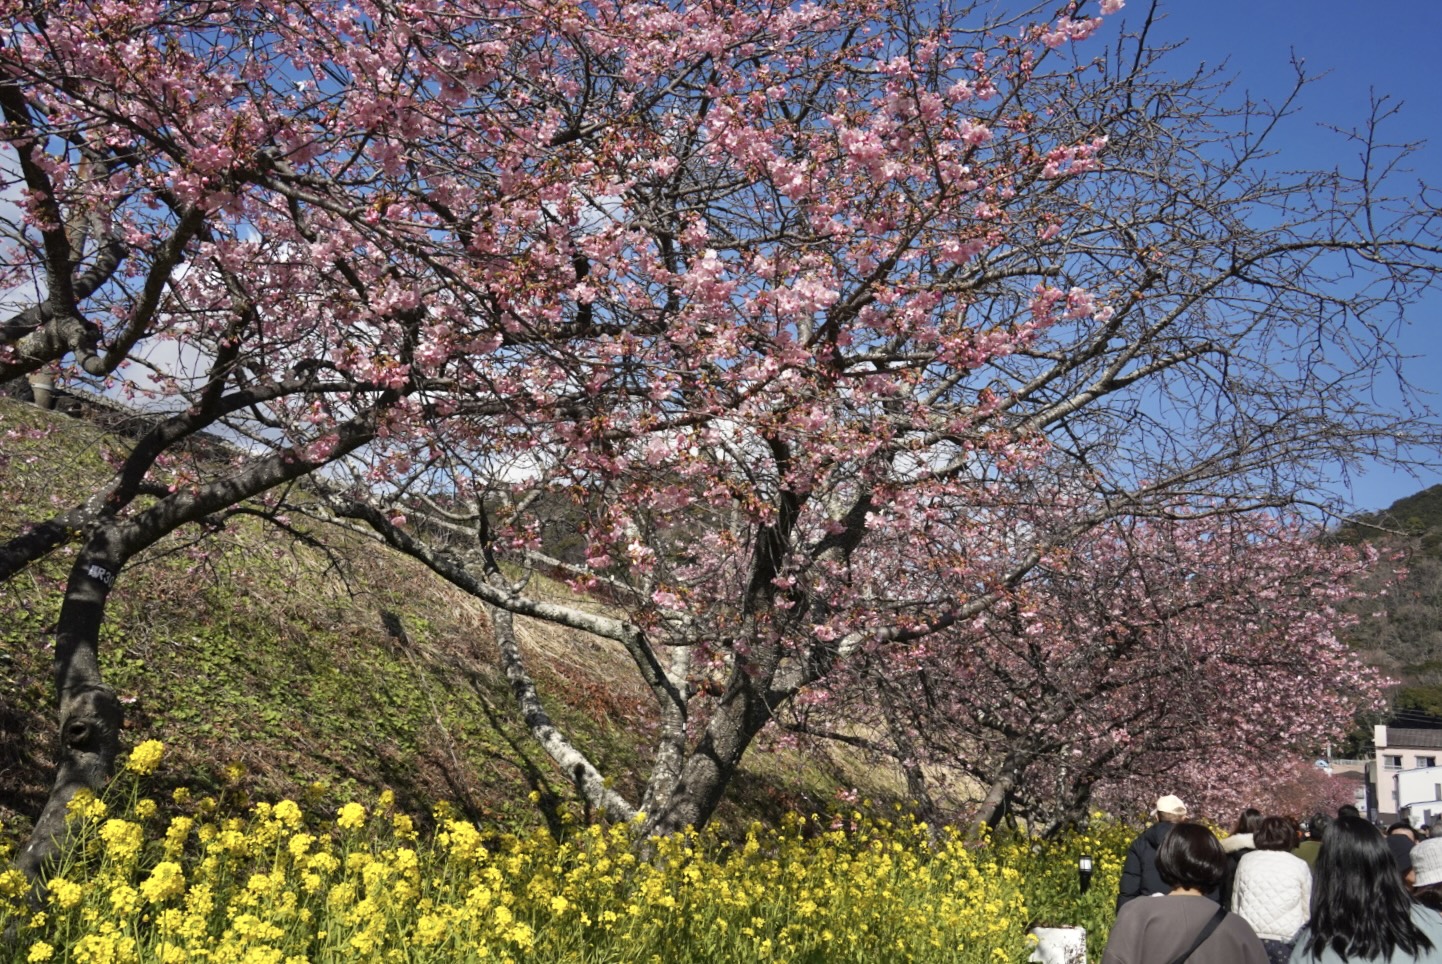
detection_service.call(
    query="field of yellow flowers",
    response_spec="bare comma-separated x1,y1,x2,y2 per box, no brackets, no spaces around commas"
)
0,742,1130,963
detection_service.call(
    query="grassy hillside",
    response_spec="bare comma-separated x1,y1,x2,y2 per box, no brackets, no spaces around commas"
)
0,398,857,843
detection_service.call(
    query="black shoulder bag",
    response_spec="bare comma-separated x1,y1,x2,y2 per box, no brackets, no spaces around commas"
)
1164,905,1229,964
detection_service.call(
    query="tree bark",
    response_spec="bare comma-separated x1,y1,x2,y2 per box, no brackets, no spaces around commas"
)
486,595,637,820
14,537,123,880
972,755,1029,837
882,692,942,828
638,644,691,818
642,673,776,837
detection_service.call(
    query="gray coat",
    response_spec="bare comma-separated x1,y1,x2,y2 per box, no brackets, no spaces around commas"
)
1102,895,1269,964
1289,904,1442,963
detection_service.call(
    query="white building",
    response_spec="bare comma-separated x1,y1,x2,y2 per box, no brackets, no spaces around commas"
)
1373,725,1442,823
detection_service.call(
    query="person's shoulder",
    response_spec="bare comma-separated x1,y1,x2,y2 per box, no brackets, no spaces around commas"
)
1404,902,1442,960
1254,848,1310,871
1284,849,1312,873
1114,894,1165,919
1412,901,1442,933
1236,848,1293,872
1222,832,1255,853
1215,908,1271,961
1143,821,1174,842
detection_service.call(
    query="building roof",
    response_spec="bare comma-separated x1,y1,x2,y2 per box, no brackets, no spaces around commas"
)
1387,729,1442,749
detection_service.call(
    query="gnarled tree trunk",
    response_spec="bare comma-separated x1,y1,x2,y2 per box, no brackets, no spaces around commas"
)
14,535,124,879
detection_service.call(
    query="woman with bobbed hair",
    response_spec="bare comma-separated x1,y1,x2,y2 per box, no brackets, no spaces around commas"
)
1102,822,1268,963
1233,816,1312,963
1289,815,1442,963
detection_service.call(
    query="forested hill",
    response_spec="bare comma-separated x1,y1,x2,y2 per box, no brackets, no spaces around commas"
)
1338,484,1442,715
1345,484,1442,553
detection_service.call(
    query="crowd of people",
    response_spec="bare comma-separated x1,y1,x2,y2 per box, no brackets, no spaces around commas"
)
1100,796,1442,964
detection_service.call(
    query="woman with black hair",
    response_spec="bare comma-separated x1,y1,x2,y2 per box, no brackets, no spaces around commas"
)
1228,808,1266,851
1289,815,1442,963
1224,807,1266,908
1102,822,1268,963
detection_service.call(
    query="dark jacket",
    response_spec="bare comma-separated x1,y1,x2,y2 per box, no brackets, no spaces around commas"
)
1118,821,1177,910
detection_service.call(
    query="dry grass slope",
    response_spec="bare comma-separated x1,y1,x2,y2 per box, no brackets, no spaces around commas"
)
0,397,865,843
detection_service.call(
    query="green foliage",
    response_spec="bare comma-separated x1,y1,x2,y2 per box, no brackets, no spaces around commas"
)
1393,684,1442,718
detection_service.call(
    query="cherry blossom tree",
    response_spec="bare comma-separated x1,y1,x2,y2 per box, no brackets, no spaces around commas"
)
787,512,1390,835
3,0,1440,875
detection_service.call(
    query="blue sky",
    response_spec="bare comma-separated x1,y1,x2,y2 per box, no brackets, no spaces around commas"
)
1136,0,1442,513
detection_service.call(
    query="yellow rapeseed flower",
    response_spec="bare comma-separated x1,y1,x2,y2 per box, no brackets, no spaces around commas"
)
414,912,447,946
125,739,165,776
140,862,186,904
45,877,84,911
108,883,140,916
155,943,187,964
0,867,28,902
272,800,303,829
65,790,106,822
99,819,144,862
336,803,366,831
288,833,315,860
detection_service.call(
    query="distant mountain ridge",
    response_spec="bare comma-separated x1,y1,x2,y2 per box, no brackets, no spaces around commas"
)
1343,483,1442,556
1338,484,1442,720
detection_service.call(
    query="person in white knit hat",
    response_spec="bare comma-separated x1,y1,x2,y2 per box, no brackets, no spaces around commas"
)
1116,793,1192,910
1412,837,1442,913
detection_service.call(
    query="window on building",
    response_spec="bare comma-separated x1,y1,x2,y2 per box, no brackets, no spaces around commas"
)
1386,755,1404,770
1420,756,1438,768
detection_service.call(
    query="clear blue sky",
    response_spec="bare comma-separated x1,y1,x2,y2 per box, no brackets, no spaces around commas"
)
1137,0,1442,514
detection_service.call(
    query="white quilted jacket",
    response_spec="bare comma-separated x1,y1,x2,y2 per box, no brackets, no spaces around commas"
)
1231,849,1312,941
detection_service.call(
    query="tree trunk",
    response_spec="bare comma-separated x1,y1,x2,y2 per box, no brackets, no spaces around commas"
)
972,759,1026,837
14,537,123,880
486,597,636,821
639,645,691,818
884,702,941,828
13,416,381,879
642,675,774,837
26,372,54,410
